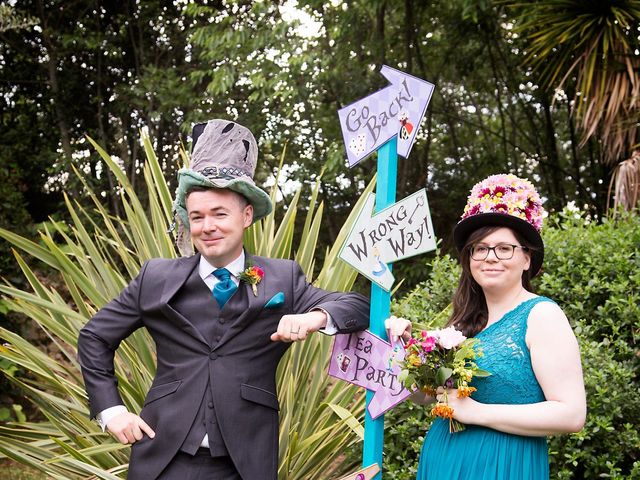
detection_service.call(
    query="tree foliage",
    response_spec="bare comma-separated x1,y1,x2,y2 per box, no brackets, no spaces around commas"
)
506,0,640,164
1,0,629,251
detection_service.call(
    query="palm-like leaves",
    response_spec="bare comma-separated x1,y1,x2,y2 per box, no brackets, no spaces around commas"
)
0,132,372,479
607,149,640,212
508,0,640,163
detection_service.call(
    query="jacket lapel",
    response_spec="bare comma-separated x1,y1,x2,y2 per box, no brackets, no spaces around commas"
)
159,253,209,346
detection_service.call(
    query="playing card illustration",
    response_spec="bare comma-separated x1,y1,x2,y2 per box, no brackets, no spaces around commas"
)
349,134,367,155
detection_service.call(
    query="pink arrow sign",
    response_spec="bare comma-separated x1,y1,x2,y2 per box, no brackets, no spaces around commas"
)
328,330,412,419
338,65,435,167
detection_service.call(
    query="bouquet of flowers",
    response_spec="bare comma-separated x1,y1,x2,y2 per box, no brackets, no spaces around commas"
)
397,323,490,433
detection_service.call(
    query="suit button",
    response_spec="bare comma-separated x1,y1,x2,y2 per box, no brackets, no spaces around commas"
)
215,336,221,342
219,318,225,324
208,402,213,409
209,352,218,360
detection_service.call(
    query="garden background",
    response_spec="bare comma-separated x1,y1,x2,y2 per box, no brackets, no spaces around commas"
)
0,1,638,479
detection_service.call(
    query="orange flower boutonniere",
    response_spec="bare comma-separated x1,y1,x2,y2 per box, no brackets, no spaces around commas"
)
238,265,265,296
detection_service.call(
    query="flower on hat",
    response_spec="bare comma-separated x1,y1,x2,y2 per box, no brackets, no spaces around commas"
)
461,174,545,231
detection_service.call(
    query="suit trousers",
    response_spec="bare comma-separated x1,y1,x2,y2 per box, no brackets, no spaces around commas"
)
157,449,241,480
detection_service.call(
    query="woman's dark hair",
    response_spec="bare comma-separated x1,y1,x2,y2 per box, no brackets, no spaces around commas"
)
446,226,536,338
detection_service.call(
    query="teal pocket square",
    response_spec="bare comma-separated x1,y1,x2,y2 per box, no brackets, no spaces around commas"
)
265,292,285,309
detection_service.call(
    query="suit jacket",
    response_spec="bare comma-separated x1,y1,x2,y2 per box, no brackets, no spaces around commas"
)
77,253,369,480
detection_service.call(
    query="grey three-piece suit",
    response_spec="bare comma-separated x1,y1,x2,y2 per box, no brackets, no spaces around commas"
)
78,253,369,479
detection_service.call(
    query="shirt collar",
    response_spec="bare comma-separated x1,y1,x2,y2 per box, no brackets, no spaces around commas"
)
198,251,245,280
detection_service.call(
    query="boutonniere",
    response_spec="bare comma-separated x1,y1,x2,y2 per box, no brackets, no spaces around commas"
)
238,264,265,296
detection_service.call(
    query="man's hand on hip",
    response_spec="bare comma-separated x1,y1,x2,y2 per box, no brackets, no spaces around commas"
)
107,411,155,444
271,310,327,342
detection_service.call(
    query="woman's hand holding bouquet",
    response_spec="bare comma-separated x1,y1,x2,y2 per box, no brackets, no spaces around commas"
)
391,319,491,433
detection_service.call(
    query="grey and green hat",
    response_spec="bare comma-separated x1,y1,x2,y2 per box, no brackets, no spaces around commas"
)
172,119,273,255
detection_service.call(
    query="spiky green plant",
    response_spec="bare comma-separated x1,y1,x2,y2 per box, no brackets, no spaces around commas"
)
0,131,373,479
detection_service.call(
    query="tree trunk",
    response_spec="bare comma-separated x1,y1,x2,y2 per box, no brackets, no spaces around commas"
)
37,1,73,165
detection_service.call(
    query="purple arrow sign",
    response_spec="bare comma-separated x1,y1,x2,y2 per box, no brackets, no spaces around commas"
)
338,65,435,167
328,330,412,419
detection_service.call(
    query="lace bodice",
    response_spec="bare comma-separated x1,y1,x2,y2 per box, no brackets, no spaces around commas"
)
471,297,553,405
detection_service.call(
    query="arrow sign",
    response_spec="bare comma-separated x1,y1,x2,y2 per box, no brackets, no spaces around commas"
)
339,189,436,291
328,330,411,419
335,464,381,480
338,65,435,167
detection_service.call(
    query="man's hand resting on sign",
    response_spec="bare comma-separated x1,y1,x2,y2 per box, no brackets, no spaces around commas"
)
271,310,328,342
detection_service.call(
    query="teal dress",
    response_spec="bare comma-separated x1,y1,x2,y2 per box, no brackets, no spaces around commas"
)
416,297,552,480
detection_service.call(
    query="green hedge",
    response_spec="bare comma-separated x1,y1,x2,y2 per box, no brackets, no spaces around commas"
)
383,212,640,479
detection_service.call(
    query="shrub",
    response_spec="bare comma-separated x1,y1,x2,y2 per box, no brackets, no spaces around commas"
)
539,212,640,479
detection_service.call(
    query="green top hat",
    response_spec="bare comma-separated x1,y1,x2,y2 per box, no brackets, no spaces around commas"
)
172,119,273,255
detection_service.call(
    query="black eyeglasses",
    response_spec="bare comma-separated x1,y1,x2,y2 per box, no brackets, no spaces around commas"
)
469,243,529,261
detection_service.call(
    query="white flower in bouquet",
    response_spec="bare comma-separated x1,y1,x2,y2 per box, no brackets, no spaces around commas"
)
436,326,467,349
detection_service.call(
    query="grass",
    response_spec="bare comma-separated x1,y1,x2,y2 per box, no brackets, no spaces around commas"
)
0,460,48,479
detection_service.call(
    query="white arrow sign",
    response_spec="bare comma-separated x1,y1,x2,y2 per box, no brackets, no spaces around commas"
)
338,65,435,167
340,189,436,291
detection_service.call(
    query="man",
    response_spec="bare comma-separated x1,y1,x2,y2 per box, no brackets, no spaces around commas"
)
77,119,370,480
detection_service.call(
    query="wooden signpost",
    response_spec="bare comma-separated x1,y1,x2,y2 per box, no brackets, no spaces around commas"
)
336,65,435,479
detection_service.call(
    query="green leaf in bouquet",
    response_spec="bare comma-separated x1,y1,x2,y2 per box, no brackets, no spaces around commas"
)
473,368,492,378
454,338,480,361
435,366,453,386
403,373,416,390
398,369,409,384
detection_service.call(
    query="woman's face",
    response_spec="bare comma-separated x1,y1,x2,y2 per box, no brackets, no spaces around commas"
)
469,227,531,292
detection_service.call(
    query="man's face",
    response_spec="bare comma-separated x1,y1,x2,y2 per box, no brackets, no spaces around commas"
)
186,189,253,267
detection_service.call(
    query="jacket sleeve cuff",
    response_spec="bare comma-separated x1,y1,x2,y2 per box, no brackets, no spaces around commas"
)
314,308,338,335
96,405,128,432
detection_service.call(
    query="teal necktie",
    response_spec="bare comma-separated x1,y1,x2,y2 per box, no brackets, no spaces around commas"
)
212,268,238,308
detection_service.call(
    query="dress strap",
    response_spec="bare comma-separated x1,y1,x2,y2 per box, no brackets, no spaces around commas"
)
523,295,554,310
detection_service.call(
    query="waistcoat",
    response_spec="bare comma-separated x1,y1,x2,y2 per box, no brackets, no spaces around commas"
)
169,267,236,456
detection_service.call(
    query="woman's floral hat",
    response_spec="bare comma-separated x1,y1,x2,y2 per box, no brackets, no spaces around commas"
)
453,174,546,276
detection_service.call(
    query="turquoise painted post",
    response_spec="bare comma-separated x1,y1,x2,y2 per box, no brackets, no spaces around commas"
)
362,137,398,479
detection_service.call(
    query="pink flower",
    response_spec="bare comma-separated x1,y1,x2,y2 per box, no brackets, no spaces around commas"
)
421,336,437,352
404,338,417,349
436,326,467,349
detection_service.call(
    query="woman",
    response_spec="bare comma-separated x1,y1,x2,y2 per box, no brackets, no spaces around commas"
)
387,174,586,480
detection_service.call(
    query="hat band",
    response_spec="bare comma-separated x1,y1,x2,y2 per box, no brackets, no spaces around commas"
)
199,165,253,182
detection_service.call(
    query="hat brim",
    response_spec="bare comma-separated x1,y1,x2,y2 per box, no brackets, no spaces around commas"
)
453,213,544,276
175,169,273,224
